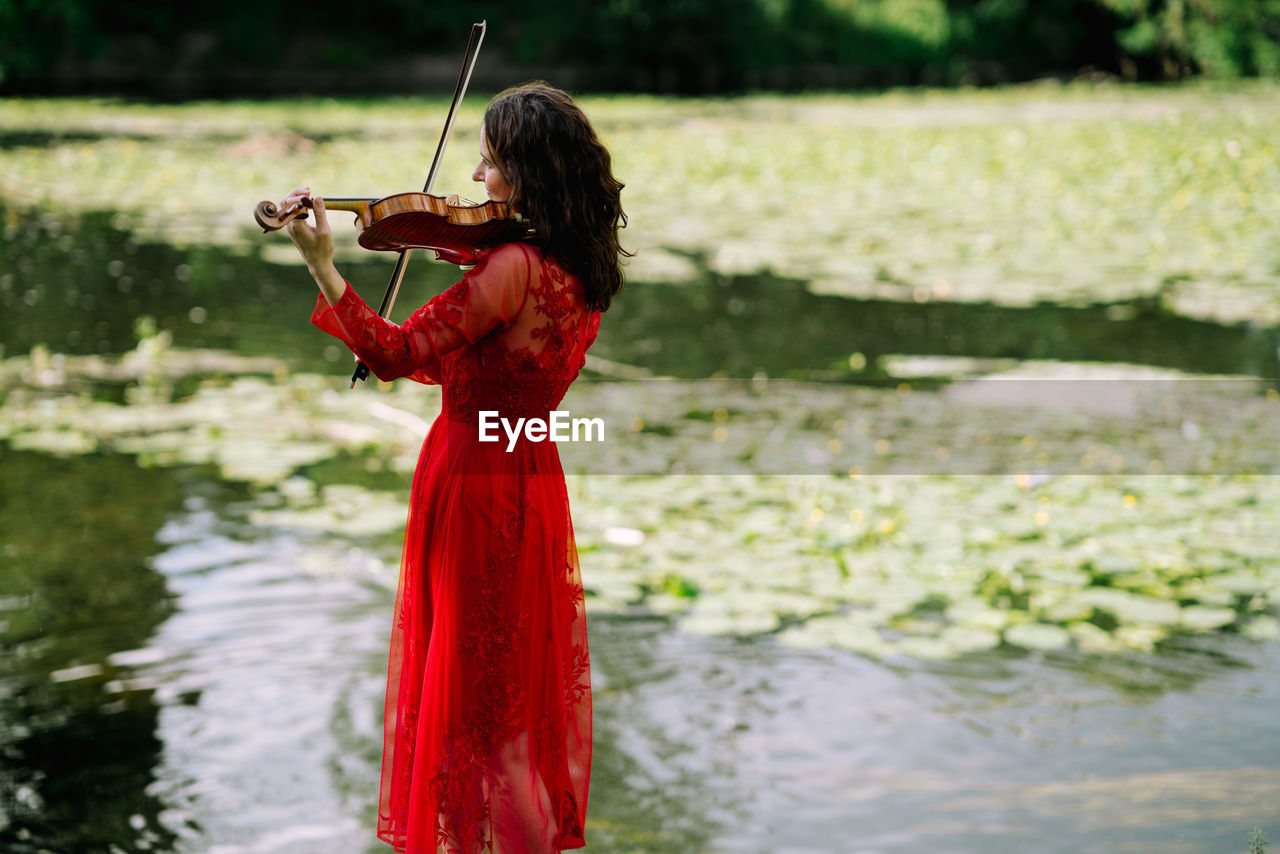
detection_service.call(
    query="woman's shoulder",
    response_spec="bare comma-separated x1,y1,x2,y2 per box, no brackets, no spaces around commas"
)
463,241,541,288
468,240,544,282
475,242,589,302
479,240,541,265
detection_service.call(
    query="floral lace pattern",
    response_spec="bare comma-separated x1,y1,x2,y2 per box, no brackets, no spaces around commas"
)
312,242,596,853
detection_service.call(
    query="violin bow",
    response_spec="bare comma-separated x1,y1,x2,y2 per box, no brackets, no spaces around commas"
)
351,20,488,386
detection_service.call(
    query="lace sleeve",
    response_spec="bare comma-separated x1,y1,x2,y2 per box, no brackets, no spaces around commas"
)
310,243,535,384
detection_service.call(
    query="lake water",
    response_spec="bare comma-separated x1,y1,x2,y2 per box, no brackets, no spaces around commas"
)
1,205,1278,853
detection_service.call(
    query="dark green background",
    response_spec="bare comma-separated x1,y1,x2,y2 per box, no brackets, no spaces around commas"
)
4,0,1279,96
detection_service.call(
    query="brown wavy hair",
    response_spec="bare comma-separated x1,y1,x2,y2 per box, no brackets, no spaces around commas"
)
482,82,630,312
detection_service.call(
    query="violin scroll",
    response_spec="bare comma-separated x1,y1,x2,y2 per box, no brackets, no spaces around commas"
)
254,198,312,232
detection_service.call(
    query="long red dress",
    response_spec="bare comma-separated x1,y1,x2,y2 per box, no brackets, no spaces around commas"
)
310,241,596,854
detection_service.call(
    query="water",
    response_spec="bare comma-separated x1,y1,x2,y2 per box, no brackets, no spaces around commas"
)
2,207,1279,852
4,447,1278,853
4,204,1277,381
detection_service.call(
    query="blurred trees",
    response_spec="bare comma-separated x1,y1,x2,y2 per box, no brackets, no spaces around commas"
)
1099,0,1280,77
2,0,1278,93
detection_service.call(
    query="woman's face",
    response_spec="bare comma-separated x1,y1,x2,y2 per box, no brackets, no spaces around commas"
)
473,126,513,203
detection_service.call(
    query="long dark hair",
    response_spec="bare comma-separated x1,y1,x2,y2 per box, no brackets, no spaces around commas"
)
483,82,630,312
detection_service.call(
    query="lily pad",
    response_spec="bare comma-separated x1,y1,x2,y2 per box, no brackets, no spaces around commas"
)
1178,605,1238,632
9,429,98,456
945,600,1013,631
1206,571,1269,595
681,609,780,636
1114,624,1169,652
896,636,960,660
1004,622,1072,651
1242,616,1280,641
939,625,1002,654
248,483,407,537
1068,621,1126,654
1076,588,1182,626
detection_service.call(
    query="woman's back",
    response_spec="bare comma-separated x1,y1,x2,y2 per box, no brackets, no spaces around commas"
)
429,242,601,423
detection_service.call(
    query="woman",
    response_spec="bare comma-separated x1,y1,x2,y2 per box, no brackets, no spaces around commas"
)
279,82,628,854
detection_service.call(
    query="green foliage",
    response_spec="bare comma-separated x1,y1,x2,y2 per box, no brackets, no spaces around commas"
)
0,0,98,84
3,0,1280,93
3,83,1279,325
945,0,1126,79
1100,0,1280,77
1250,827,1269,854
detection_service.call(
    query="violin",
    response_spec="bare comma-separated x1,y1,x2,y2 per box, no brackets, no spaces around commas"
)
253,192,533,266
257,21,498,385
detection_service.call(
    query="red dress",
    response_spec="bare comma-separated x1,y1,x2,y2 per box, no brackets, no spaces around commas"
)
311,242,597,854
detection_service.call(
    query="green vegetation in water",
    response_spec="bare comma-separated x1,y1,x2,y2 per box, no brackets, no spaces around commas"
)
6,197,1280,382
2,343,1277,664
579,471,1280,660
2,83,1280,325
4,84,1279,665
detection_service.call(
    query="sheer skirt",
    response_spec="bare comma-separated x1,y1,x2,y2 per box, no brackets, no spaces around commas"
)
378,417,591,854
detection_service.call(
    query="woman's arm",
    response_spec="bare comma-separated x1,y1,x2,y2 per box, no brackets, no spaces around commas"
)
307,240,536,385
278,186,535,383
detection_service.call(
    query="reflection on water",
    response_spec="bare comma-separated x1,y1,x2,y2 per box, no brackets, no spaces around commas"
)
3,202,1278,381
601,269,1280,381
2,451,1277,853
0,448,182,853
674,637,1280,854
0,203,439,368
0,449,727,853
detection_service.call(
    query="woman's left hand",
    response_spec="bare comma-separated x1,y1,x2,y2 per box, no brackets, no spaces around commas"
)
279,186,346,305
280,186,334,271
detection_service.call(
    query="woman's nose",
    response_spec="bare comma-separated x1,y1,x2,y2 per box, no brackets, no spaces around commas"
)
471,161,484,183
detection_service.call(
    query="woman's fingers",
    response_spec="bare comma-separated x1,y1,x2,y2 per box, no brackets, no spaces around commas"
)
278,185,312,212
312,196,330,235
279,186,317,243
284,196,315,241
